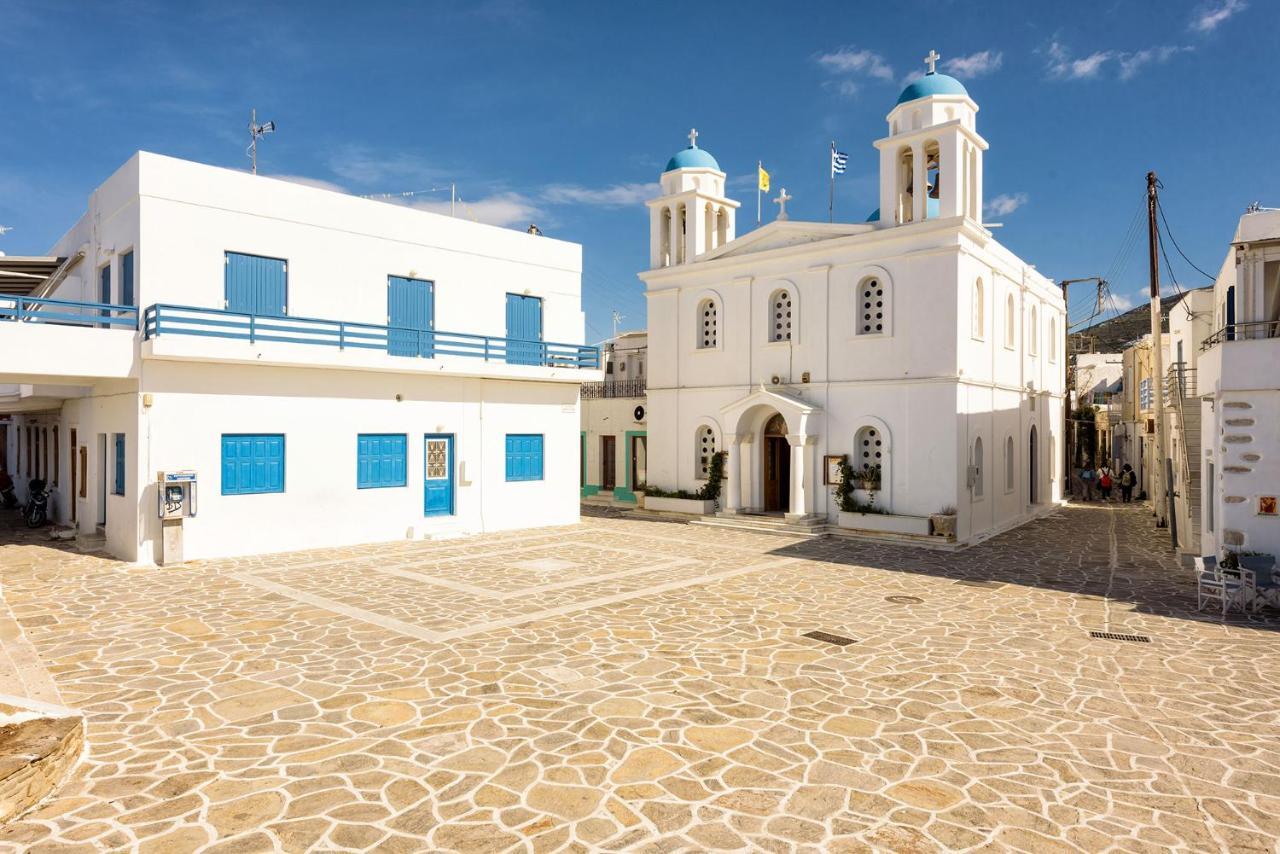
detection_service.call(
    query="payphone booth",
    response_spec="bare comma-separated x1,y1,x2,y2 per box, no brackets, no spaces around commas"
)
157,470,197,565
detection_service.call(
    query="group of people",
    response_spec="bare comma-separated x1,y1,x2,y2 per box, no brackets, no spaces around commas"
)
1075,460,1137,503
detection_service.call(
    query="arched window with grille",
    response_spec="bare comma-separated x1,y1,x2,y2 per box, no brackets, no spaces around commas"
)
694,424,718,481
856,276,890,336
853,424,884,485
768,287,793,342
696,297,718,349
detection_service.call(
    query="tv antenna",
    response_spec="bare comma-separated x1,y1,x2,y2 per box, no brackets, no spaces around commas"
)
611,310,625,339
247,109,277,175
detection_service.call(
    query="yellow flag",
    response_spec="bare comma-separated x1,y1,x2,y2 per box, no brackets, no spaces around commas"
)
758,164,770,192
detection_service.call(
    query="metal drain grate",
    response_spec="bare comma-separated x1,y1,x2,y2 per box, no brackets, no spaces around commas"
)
885,595,924,605
954,579,1004,589
1089,631,1151,643
801,630,857,646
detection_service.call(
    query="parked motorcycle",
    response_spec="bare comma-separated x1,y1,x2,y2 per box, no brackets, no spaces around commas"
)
0,471,17,509
23,478,49,528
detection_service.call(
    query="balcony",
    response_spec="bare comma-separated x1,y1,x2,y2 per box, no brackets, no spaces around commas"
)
0,296,139,382
1201,320,1280,351
581,378,646,399
1198,322,1280,396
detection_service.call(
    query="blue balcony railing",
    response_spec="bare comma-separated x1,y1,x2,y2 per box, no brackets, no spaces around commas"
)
142,304,600,369
0,295,139,329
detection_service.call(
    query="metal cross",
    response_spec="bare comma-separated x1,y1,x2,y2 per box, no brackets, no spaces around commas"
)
924,49,940,75
773,187,791,221
688,127,698,147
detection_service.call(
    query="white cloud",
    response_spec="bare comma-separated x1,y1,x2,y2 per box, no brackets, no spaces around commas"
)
406,192,542,229
1118,45,1192,80
328,146,450,187
815,46,895,81
944,50,1004,78
542,182,660,207
270,174,350,194
1191,0,1247,32
1045,41,1192,81
1109,293,1136,312
985,192,1029,218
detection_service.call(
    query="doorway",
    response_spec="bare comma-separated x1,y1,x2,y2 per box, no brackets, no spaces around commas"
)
762,413,790,513
423,434,455,517
629,434,647,490
1029,426,1039,504
600,436,616,491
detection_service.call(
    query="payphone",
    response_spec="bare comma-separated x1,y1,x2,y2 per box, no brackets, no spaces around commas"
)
157,470,197,565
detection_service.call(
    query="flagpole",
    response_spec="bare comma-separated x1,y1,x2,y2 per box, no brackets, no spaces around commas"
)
829,141,836,223
747,160,757,225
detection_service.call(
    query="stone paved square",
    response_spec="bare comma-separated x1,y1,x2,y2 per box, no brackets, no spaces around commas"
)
1,502,1279,852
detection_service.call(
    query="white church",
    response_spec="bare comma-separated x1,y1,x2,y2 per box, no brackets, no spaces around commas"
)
640,55,1067,544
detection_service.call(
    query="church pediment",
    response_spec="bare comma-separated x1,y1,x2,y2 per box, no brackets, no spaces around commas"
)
702,221,873,262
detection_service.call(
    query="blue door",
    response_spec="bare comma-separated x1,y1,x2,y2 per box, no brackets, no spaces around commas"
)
505,293,543,365
424,434,454,516
225,252,287,317
388,276,434,357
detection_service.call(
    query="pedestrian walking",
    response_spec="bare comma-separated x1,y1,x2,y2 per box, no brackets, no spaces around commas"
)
1079,462,1095,502
1097,464,1114,502
1120,464,1135,503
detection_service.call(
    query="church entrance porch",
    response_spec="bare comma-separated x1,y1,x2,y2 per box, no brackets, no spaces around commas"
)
762,414,791,513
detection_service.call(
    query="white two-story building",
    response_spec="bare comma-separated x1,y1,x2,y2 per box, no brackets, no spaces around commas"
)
639,60,1066,544
0,153,599,562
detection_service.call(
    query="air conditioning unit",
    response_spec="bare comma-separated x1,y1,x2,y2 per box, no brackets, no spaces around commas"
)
770,375,783,386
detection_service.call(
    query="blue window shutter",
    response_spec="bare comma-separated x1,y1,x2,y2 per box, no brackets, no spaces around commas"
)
121,252,135,307
357,433,407,488
387,277,433,357
113,434,125,495
505,434,544,481
100,265,111,324
225,252,287,316
221,434,285,495
505,294,543,365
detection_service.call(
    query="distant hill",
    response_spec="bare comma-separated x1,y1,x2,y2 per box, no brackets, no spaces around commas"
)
1069,294,1184,354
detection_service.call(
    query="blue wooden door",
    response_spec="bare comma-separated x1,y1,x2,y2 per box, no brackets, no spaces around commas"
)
225,252,287,317
505,293,543,365
423,434,454,516
388,277,433,357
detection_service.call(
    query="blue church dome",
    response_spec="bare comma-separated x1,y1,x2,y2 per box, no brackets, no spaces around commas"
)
896,72,968,105
665,146,720,172
865,198,940,223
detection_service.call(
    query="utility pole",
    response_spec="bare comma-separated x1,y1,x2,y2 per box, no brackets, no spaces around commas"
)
1146,171,1169,531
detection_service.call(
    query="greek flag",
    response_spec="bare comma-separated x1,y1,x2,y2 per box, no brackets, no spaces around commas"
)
831,141,849,175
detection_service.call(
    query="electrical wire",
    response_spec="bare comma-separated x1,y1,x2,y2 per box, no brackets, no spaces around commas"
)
1156,200,1217,282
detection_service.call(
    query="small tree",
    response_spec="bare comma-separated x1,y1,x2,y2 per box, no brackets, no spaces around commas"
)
697,451,726,501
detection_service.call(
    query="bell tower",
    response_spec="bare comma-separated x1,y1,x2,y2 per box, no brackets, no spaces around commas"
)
646,129,739,269
873,51,988,227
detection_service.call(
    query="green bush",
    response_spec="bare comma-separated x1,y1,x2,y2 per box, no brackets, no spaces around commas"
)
834,459,885,514
644,451,726,503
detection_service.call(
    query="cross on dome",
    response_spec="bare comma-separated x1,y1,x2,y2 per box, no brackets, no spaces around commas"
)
688,128,699,148
924,49,940,75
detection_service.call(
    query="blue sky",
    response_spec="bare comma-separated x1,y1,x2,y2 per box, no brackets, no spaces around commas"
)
2,0,1276,342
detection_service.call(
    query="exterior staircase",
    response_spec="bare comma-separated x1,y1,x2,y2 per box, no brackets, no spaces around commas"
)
691,513,827,539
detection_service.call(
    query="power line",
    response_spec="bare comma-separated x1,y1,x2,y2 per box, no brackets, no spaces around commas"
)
1156,200,1217,282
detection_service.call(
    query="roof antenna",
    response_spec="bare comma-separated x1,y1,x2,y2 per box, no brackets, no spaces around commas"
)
612,310,625,339
247,108,277,175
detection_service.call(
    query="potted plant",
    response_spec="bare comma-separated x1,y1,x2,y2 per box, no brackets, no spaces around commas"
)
930,505,957,538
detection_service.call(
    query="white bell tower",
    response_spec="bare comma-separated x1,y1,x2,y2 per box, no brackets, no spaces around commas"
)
873,51,988,227
646,129,739,269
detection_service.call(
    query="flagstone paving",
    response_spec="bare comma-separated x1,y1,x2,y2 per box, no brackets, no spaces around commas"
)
0,502,1278,852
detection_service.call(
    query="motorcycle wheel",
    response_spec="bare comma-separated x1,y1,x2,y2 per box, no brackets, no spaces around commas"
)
26,508,46,528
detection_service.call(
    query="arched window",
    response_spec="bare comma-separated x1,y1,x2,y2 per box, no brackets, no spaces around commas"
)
972,437,984,498
1029,304,1039,355
1049,316,1057,362
695,424,717,480
854,425,884,485
1005,436,1015,492
897,147,914,224
768,288,793,342
856,276,889,335
697,298,718,349
676,204,687,264
972,278,985,340
659,208,672,267
1004,293,1015,349
922,140,940,219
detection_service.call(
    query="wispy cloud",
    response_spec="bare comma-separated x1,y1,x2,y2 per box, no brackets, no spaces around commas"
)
271,174,350,194
1191,0,1247,32
1044,41,1192,81
542,182,660,207
944,50,1004,78
327,146,451,188
985,192,1029,218
1109,292,1136,312
408,192,541,229
815,46,894,97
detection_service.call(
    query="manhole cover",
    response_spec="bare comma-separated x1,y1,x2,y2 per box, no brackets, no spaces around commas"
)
885,595,924,604
801,630,856,646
